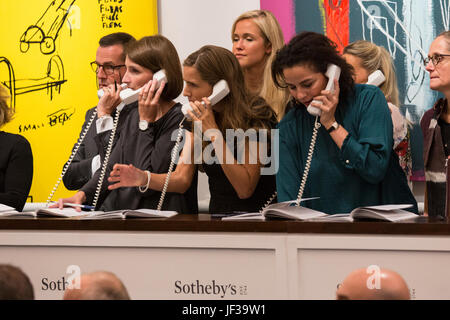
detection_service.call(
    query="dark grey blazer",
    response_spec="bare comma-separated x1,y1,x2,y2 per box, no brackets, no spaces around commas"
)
63,102,137,190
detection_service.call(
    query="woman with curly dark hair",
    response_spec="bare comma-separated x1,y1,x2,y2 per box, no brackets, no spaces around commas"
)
272,32,416,214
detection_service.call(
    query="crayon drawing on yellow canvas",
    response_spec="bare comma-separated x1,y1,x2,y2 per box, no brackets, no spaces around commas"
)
0,0,158,202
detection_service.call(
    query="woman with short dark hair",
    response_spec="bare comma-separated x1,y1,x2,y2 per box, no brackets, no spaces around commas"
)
55,35,197,213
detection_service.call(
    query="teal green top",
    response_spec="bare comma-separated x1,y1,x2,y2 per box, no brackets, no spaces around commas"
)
276,84,417,214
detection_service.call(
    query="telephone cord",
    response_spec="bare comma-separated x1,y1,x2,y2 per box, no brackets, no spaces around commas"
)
259,191,278,213
157,118,185,211
91,103,123,210
295,116,321,206
46,108,98,206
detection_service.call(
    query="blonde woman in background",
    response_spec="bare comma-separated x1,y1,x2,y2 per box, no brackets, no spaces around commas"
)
232,10,289,120
343,40,412,182
0,84,33,211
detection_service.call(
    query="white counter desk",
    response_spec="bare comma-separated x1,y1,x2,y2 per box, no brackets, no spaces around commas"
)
0,214,447,299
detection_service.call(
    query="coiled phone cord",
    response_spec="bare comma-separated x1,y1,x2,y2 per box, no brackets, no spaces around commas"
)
259,191,278,213
157,118,185,211
46,108,98,206
295,116,321,206
91,104,123,210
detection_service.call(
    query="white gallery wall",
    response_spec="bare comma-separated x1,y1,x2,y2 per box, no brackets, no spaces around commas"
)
159,0,260,62
158,0,261,210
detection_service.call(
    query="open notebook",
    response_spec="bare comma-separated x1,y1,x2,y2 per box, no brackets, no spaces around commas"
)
0,204,20,216
81,209,178,219
0,207,177,219
223,203,418,222
297,204,418,222
222,199,326,221
0,207,87,218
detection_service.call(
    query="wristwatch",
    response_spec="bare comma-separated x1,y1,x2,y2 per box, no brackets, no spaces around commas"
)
139,119,149,131
327,121,340,133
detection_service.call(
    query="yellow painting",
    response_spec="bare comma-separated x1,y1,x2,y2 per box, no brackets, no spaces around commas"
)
0,0,158,202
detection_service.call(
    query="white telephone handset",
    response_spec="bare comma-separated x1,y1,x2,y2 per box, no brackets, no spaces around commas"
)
181,79,230,119
97,69,167,105
91,69,167,209
307,64,341,117
366,70,386,87
47,71,168,208
155,79,230,212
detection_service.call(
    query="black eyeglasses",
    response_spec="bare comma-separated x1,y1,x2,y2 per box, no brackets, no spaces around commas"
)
423,54,450,67
90,61,125,75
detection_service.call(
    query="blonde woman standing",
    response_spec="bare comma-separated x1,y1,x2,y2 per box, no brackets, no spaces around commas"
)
232,10,289,120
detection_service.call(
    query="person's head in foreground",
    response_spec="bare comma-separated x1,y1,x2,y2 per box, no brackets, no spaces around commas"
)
336,267,410,300
0,264,34,300
63,271,130,300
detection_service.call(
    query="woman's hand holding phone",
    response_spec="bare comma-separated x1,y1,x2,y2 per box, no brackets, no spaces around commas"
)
138,79,166,122
311,79,340,129
187,98,220,133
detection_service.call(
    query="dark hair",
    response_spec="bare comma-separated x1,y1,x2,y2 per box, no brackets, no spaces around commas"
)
183,45,276,133
272,31,354,101
126,35,183,101
0,264,34,300
99,32,136,61
99,32,135,47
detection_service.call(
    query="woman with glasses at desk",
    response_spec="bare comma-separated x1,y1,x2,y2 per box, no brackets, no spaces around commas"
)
421,31,450,218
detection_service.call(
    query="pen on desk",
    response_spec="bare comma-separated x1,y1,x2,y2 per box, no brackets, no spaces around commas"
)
64,203,95,210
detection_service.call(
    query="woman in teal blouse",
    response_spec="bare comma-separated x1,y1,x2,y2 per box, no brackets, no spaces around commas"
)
271,32,417,214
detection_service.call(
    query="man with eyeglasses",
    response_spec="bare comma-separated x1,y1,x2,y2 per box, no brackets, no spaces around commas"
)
63,32,136,190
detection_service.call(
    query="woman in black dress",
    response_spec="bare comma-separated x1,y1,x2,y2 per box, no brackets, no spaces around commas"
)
109,45,277,214
0,84,33,211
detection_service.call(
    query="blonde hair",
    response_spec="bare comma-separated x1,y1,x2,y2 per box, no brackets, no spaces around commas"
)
0,84,13,127
232,10,289,120
344,40,400,106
